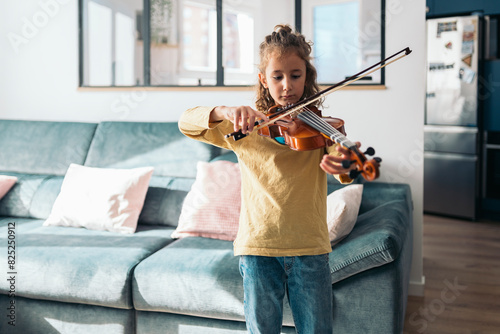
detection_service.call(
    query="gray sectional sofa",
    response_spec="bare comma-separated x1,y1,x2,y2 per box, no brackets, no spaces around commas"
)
0,119,413,334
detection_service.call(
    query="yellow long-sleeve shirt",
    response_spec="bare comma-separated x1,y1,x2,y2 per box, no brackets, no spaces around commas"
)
179,106,350,257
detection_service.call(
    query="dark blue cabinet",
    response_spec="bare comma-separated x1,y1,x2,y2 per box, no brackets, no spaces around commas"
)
427,0,500,17
482,61,500,131
484,1,500,15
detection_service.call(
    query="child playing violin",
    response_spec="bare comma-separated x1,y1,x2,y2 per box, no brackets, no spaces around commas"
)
179,24,358,334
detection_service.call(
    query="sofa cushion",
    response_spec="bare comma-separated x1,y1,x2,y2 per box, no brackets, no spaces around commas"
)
0,218,175,309
359,182,412,215
132,237,247,321
0,175,17,200
329,198,412,283
328,182,412,214
138,176,194,227
0,120,97,175
0,174,77,220
135,311,297,334
0,173,54,218
0,295,136,334
132,238,293,327
29,176,64,219
210,151,239,163
84,122,220,178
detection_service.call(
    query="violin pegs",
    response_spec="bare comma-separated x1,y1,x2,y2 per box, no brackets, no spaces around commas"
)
363,147,375,156
348,169,361,179
374,157,382,163
342,160,355,169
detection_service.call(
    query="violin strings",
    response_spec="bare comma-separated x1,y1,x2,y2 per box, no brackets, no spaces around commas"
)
298,108,356,150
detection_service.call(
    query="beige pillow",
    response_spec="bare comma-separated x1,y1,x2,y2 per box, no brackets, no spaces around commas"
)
0,175,17,200
172,161,241,241
44,164,153,234
327,184,363,245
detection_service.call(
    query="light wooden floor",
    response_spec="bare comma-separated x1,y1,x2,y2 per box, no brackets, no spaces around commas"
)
403,214,500,334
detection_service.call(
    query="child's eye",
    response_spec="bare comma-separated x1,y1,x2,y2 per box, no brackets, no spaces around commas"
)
292,75,302,79
273,76,283,80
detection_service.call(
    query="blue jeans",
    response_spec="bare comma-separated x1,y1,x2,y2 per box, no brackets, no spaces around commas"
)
239,254,333,334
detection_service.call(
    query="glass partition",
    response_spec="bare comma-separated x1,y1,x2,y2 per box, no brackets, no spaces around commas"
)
80,0,384,87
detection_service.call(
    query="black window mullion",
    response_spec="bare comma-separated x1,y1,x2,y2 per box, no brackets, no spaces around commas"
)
143,0,151,86
216,0,224,86
295,0,301,33
78,0,84,86
380,0,386,85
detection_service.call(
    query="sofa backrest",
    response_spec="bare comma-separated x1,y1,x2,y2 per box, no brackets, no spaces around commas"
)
0,120,97,175
0,120,229,226
84,122,221,178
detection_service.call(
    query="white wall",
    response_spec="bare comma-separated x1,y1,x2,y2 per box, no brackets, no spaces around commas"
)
0,0,426,295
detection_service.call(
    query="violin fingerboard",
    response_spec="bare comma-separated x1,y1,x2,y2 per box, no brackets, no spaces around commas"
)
297,111,356,150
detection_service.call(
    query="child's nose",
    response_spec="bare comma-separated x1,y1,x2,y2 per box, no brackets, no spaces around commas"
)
283,77,292,90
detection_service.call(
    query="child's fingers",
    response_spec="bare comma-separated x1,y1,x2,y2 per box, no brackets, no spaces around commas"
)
235,107,268,134
336,142,362,157
320,155,347,175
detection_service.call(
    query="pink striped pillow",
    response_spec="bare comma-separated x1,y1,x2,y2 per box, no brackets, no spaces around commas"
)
0,175,18,200
172,161,241,241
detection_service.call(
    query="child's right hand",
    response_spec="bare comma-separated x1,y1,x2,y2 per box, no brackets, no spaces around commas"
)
211,106,269,134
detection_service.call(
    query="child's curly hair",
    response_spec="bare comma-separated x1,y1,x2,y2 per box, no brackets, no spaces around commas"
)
255,24,323,112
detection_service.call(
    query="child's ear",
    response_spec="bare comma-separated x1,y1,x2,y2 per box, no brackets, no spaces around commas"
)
258,72,268,88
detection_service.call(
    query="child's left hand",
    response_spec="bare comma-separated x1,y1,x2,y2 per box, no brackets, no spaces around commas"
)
320,142,361,175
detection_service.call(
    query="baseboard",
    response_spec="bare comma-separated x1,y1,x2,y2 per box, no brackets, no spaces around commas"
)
408,276,426,296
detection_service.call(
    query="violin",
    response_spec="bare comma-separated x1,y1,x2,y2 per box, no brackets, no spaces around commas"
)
259,104,381,181
224,47,412,181
257,105,345,151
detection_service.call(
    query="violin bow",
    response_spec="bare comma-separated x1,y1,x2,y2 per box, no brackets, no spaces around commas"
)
225,47,412,140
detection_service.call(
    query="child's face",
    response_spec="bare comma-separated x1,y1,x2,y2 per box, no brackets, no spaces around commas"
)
259,51,306,107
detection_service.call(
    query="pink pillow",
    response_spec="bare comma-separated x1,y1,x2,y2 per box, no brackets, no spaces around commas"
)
0,176,18,200
172,161,241,241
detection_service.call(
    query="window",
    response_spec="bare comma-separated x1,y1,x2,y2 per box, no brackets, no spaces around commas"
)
82,0,143,86
79,0,385,87
151,0,218,86
222,2,256,85
302,0,385,85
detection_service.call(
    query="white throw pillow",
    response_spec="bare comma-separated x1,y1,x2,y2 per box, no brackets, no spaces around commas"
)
43,164,154,234
327,184,363,245
0,175,18,200
172,161,241,241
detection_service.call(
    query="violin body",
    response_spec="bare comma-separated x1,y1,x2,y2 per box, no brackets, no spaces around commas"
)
258,105,346,151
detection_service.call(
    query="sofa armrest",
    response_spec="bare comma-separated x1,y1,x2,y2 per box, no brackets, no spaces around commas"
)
328,183,414,334
329,197,412,284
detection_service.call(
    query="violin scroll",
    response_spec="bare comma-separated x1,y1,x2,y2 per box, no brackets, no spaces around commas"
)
348,158,381,181
343,146,382,181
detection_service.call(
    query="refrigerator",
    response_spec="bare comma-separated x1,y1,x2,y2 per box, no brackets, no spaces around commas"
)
424,15,480,220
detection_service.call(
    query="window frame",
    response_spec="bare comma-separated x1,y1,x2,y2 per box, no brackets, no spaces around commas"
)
302,0,386,87
78,0,385,88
